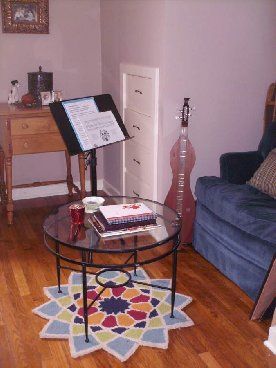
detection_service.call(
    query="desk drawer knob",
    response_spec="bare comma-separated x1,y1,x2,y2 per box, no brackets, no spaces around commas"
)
23,142,29,149
22,123,29,129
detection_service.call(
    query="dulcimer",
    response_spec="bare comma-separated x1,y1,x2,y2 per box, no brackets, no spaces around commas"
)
165,98,196,244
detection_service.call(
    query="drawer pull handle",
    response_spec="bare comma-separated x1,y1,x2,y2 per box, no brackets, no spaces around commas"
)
133,190,140,197
22,123,29,129
132,124,140,130
134,89,143,95
133,158,141,165
23,142,29,149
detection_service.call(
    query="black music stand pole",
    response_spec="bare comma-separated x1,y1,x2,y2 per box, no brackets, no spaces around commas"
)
90,149,97,195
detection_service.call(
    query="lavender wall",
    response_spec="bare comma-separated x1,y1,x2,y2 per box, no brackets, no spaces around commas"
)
100,0,166,192
0,0,102,186
101,0,276,200
161,0,276,199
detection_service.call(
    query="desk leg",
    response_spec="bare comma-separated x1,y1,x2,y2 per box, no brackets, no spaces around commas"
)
78,153,86,199
0,148,5,204
5,156,13,225
65,151,74,196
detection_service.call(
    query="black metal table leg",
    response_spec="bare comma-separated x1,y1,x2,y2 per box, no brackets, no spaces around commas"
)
170,236,179,318
81,252,89,343
134,251,138,276
55,242,62,293
134,235,138,276
88,250,93,264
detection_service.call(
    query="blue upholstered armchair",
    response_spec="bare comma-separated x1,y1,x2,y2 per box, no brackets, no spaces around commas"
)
193,121,276,300
220,122,276,185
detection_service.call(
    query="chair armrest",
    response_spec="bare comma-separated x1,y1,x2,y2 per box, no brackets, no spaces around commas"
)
220,151,263,184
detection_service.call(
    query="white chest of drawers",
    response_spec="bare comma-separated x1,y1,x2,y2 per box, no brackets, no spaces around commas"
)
120,64,159,200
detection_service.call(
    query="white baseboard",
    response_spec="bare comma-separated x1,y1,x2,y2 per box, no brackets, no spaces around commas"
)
102,179,121,196
12,179,103,200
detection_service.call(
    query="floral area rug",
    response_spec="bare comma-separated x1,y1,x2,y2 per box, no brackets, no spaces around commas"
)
33,268,194,361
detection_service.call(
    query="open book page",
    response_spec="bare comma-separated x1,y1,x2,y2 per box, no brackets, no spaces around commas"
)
62,97,125,151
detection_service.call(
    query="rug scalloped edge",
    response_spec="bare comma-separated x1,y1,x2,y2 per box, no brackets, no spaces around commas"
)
32,270,195,361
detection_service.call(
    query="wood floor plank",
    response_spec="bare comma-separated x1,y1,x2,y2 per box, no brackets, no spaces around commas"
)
9,250,31,297
0,194,273,368
199,352,223,368
0,325,17,368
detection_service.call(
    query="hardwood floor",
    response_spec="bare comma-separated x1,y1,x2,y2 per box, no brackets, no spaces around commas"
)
0,195,275,368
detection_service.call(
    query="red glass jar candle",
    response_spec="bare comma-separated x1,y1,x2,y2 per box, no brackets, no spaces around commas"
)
69,204,85,225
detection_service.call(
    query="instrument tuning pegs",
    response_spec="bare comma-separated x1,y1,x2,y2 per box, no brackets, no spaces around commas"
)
188,107,195,118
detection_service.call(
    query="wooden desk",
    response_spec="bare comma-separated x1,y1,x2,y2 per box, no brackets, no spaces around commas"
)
0,103,86,224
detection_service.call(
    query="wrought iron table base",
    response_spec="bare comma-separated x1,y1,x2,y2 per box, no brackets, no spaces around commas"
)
53,239,180,343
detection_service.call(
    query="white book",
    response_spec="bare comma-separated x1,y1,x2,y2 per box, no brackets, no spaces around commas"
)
99,203,156,224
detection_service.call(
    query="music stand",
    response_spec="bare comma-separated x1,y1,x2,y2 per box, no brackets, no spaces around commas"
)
49,94,130,195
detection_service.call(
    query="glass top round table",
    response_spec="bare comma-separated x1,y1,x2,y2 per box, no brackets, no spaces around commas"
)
43,196,181,343
43,196,181,266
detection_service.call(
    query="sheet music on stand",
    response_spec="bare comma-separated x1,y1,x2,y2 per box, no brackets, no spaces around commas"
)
50,94,130,155
49,94,131,194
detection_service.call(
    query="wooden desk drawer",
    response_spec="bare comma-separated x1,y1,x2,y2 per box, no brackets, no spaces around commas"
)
12,133,66,154
11,116,58,136
126,75,154,116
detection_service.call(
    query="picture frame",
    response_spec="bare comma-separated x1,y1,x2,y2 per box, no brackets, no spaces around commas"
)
1,0,49,34
52,90,63,102
40,91,52,106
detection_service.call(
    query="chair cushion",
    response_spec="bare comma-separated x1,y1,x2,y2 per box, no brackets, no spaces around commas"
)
247,148,276,198
258,121,276,159
220,151,263,184
195,176,276,244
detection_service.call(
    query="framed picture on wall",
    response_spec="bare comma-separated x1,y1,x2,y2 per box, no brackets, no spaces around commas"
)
1,0,49,34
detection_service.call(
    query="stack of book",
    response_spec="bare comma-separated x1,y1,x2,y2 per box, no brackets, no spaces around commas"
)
89,203,158,237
